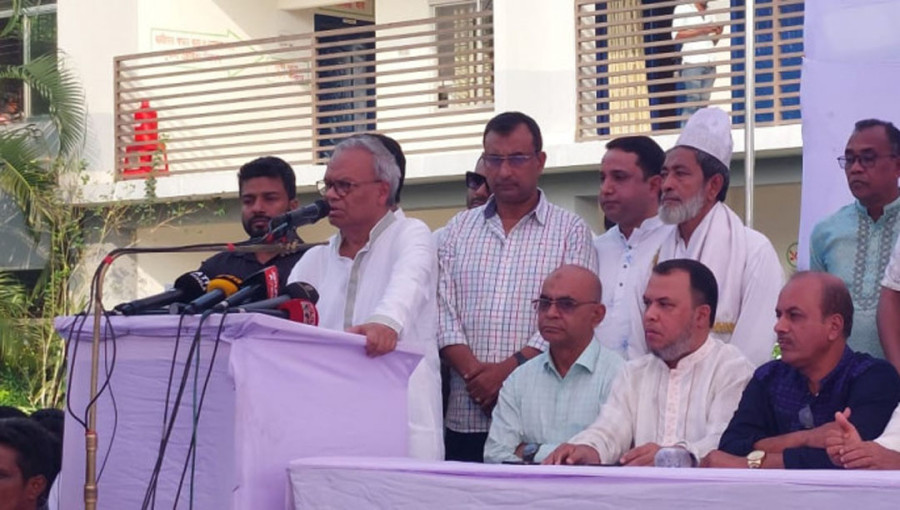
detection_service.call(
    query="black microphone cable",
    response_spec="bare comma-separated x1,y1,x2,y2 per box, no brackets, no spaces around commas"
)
144,312,190,510
172,308,230,509
141,310,211,510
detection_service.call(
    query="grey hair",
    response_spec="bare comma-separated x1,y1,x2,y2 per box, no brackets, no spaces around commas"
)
331,135,402,206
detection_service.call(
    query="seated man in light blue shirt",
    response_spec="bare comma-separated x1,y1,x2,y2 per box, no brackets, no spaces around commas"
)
484,264,624,463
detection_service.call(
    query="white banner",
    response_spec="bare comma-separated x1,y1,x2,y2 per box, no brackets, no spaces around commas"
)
797,0,900,269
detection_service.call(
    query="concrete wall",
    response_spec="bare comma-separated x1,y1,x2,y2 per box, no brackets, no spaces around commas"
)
61,0,803,205
59,0,315,186
51,0,804,301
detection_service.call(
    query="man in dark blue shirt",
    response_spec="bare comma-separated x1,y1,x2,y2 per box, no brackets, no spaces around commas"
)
701,271,900,469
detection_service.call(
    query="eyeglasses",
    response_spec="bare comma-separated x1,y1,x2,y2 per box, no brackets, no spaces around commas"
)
465,171,490,191
316,179,381,197
480,152,538,170
531,297,598,314
837,153,897,169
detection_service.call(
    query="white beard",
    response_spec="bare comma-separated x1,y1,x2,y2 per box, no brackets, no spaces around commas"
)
659,189,705,225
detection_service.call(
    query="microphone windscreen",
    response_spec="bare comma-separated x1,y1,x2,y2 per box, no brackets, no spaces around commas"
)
278,299,318,325
173,271,209,301
208,276,241,297
284,282,319,304
653,447,697,468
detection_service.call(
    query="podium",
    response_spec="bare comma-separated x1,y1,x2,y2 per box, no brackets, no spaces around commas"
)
56,313,422,509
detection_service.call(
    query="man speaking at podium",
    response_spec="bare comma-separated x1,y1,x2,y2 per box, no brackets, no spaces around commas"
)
199,156,309,289
287,135,444,460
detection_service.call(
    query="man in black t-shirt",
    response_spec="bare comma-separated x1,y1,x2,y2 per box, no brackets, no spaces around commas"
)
199,156,308,289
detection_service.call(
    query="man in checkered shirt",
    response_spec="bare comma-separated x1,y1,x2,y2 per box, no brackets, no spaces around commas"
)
437,111,599,462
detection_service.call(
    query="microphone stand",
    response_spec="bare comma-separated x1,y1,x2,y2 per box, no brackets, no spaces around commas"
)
82,238,320,510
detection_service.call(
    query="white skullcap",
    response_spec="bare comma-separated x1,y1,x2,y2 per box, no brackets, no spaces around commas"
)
676,107,733,169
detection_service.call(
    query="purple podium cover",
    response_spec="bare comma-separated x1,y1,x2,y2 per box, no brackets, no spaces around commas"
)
55,314,421,509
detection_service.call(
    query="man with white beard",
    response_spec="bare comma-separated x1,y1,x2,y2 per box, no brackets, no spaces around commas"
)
653,107,783,366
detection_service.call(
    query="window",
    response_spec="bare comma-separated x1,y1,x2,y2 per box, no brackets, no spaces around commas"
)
0,0,57,122
729,0,804,125
432,0,493,108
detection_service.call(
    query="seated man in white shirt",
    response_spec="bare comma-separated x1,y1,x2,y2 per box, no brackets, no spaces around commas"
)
287,134,443,460
878,235,900,373
826,404,900,469
483,265,625,464
543,259,754,466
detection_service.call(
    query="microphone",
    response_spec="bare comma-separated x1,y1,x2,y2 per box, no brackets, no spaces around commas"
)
230,281,319,312
212,266,279,311
182,275,242,314
277,298,319,325
270,199,330,229
653,447,697,468
114,271,209,315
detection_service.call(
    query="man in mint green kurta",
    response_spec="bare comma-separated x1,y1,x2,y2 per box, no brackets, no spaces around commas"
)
810,119,900,358
483,265,624,464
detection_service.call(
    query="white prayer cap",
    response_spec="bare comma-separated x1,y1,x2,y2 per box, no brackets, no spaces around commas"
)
676,107,733,168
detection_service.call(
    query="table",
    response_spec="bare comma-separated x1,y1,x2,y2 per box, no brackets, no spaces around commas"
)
288,456,900,509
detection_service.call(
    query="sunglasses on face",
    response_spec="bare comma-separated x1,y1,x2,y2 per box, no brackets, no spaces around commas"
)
465,171,489,191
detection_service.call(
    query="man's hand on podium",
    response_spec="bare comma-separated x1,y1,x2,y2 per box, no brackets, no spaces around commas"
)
347,322,398,357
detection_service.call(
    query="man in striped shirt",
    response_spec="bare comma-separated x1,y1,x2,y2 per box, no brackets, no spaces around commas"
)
438,111,599,462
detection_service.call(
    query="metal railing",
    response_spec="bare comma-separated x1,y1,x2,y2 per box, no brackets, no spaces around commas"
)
575,0,803,140
113,11,494,179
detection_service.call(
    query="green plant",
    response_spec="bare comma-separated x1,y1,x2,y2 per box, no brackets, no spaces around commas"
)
0,3,86,409
0,8,227,409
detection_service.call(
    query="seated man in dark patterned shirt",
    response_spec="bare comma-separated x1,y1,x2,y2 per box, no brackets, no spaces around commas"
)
702,271,900,469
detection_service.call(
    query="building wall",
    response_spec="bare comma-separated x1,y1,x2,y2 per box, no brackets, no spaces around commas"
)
52,0,805,302
59,0,315,187
59,0,804,204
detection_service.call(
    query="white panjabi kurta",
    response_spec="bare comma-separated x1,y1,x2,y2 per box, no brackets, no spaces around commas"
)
287,210,443,460
594,215,674,360
569,336,753,463
874,404,900,451
654,201,784,366
883,234,900,291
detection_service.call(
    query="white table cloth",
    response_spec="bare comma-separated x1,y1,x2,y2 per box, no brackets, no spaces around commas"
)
288,456,900,509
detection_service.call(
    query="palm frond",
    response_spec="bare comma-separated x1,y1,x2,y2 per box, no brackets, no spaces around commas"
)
0,131,51,233
0,272,29,366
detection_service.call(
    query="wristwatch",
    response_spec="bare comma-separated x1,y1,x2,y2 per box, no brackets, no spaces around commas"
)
513,351,529,367
747,450,766,469
522,443,540,463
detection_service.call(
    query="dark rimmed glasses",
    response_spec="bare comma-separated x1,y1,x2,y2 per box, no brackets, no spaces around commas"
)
837,153,897,169
316,179,381,197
